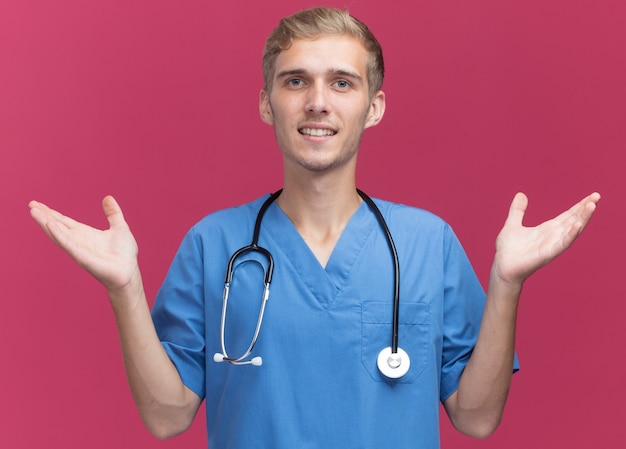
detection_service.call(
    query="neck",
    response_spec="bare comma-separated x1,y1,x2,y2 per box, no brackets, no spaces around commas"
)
278,171,361,225
277,173,362,268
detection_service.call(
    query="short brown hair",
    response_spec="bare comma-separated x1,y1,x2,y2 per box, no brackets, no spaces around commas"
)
262,7,384,97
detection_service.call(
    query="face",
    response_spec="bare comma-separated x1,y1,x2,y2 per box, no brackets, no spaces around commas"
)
259,34,385,175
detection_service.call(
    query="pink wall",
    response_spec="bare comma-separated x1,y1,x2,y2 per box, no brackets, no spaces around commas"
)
2,0,624,447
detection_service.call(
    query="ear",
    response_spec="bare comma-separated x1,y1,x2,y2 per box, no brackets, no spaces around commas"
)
364,90,386,129
259,89,274,125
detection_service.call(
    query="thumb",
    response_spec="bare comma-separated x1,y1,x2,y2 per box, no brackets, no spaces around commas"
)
505,192,528,227
102,195,126,228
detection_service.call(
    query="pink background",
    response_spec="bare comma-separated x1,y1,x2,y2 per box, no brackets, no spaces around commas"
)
2,0,624,447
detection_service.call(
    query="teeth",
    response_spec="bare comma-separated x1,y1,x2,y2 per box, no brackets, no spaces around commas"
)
299,128,336,137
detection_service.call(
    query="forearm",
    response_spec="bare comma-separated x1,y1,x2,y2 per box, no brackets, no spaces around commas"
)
108,270,201,439
444,265,521,438
445,191,599,438
29,198,199,437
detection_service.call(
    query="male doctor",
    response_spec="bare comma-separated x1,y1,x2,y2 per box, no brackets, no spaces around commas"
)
29,7,600,448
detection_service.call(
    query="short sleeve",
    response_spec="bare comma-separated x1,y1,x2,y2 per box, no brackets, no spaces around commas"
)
439,226,520,402
151,228,207,399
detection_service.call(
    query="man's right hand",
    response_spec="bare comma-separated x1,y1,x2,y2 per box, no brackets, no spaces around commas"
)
29,195,140,295
29,196,201,437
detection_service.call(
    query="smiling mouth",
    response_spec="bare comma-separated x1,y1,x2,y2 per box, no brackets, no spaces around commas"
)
298,128,337,137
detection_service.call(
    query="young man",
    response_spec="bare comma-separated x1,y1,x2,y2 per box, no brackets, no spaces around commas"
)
29,7,600,448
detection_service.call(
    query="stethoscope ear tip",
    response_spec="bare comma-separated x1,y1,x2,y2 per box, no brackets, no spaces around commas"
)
213,352,263,366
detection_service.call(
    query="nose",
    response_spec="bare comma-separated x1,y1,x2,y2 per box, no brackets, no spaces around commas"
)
305,82,329,115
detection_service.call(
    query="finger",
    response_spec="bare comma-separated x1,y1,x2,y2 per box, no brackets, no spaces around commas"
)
554,192,601,231
30,205,79,253
550,193,600,249
568,192,601,217
504,192,528,227
29,201,54,237
570,193,600,236
29,200,56,224
43,214,76,251
102,195,126,229
587,191,601,203
29,200,80,231
579,192,601,221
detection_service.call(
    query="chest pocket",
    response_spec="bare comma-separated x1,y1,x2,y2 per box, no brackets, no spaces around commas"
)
361,301,430,383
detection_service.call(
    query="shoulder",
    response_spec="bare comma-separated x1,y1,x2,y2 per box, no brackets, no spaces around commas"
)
186,195,271,240
368,197,463,251
371,197,449,230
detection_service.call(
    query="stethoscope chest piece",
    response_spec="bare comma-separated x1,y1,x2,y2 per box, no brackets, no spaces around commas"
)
377,346,410,379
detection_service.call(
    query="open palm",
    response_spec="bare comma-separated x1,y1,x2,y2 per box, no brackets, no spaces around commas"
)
494,192,601,285
29,196,139,293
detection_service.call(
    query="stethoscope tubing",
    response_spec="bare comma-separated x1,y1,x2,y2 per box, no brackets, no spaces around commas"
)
356,189,401,355
215,189,407,376
217,190,280,364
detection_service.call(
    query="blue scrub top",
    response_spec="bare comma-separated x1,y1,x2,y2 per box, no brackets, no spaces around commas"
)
152,195,516,448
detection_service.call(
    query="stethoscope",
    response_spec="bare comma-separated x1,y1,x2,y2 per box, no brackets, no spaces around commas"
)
213,189,411,379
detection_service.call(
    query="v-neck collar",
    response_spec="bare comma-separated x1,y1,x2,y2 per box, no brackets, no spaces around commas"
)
261,200,377,309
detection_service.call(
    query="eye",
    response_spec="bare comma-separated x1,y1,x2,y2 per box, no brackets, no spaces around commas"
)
334,80,350,89
288,78,303,87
